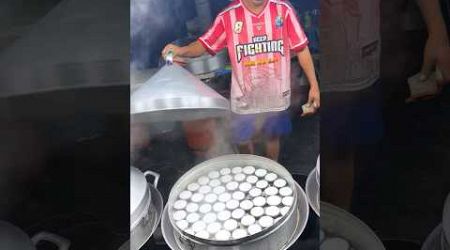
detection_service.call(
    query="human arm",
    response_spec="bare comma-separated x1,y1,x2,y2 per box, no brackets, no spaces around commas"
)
285,5,320,115
416,0,449,81
297,47,320,116
161,41,206,63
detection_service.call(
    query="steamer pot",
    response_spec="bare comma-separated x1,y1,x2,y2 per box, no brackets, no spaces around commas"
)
163,154,309,250
130,167,163,250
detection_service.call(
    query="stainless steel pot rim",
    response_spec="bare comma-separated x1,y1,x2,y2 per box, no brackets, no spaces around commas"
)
148,184,164,236
281,182,310,250
305,168,320,216
167,154,298,246
161,181,309,250
321,202,385,250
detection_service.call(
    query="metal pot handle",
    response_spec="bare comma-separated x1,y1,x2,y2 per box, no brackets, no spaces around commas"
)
31,231,70,250
144,170,160,188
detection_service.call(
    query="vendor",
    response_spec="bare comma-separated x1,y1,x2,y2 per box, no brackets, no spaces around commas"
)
162,0,320,161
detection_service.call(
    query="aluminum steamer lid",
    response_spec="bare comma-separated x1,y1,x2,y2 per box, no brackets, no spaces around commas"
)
130,64,230,123
130,167,151,229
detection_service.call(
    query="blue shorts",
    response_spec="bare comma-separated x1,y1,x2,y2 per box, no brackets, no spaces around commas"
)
321,81,384,148
231,111,292,144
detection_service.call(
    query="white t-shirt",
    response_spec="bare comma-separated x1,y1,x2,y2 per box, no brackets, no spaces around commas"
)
320,0,381,92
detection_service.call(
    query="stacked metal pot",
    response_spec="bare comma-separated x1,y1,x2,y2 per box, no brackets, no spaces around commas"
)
160,154,310,250
129,167,164,250
184,50,229,79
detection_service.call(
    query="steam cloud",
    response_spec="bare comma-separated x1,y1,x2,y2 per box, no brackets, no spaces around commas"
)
130,0,176,69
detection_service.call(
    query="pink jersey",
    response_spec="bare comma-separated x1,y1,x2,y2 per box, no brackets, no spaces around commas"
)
199,0,308,114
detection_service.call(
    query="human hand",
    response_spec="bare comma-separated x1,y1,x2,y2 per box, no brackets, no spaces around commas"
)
161,44,186,65
301,86,320,117
405,72,439,103
407,38,450,103
420,33,449,82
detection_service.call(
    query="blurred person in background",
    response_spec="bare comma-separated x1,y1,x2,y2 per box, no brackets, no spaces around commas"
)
320,0,384,210
321,0,449,210
162,0,320,161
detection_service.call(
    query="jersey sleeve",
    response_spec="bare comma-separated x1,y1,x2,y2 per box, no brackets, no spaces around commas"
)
198,15,227,56
285,7,309,52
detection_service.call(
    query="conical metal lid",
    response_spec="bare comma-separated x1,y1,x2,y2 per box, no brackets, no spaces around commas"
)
131,64,230,123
